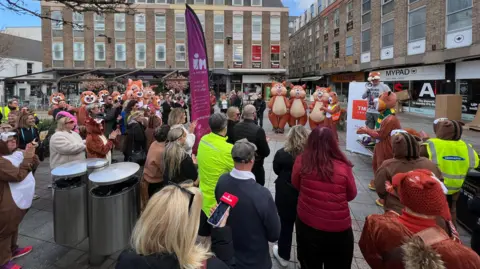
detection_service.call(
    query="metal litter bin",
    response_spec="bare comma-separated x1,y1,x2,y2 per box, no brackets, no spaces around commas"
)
51,160,89,246
88,162,140,264
458,168,480,232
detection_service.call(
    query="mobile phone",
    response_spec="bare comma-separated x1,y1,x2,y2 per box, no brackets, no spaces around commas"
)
207,192,238,227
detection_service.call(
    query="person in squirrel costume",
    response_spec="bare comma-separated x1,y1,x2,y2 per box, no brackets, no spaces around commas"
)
321,91,342,141
362,71,391,129
288,84,308,127
419,118,479,226
77,91,98,126
123,79,143,102
308,87,330,130
0,132,40,269
359,169,480,269
111,91,122,104
97,90,110,106
143,86,156,107
268,82,290,133
47,93,66,116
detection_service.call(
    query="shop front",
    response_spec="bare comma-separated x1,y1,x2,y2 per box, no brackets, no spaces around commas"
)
242,74,272,105
330,72,365,103
378,64,446,117
455,60,480,121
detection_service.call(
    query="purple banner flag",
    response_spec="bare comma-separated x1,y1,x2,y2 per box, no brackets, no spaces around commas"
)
185,4,211,154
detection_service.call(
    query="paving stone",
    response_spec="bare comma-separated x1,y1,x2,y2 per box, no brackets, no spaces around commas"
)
355,257,370,269
54,248,86,268
349,202,383,222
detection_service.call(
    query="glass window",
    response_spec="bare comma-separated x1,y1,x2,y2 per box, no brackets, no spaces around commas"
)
447,0,472,32
135,14,146,31
95,42,106,61
382,0,394,16
214,14,224,39
233,0,243,5
382,20,394,47
252,15,262,41
233,44,243,62
323,46,328,61
334,42,339,58
408,7,426,41
155,14,166,31
116,43,126,61
252,0,262,6
409,0,419,3
316,23,320,38
334,9,340,28
323,17,328,33
176,0,185,3
155,44,166,61
347,1,353,22
73,12,84,30
73,42,85,61
362,12,371,24
214,44,224,62
271,45,280,62
197,14,205,32
136,43,146,61
214,0,224,4
156,0,166,3
252,45,262,61
318,0,322,13
51,11,63,30
310,4,314,18
94,14,105,31
361,29,370,52
346,36,353,56
233,15,243,40
176,14,185,32
176,44,186,61
52,43,63,60
271,17,280,41
27,63,33,74
363,0,371,13
195,0,205,4
115,14,126,31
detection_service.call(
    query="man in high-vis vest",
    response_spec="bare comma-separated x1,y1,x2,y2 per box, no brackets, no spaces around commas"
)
421,118,479,225
1,99,19,123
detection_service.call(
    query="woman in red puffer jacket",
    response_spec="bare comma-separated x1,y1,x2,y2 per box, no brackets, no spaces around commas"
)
292,127,357,269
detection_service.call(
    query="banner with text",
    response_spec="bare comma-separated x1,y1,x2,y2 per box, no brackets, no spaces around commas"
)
346,82,373,156
186,5,211,154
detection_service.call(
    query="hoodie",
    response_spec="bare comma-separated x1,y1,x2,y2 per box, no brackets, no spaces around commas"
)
375,132,443,214
420,120,464,158
85,117,114,162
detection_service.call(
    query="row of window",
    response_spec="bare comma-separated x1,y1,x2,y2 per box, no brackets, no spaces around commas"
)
52,42,281,66
127,0,263,6
51,11,281,41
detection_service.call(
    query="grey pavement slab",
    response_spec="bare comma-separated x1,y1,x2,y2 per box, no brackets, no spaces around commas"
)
14,112,479,269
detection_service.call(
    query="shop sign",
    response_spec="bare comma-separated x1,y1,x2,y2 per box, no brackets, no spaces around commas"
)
346,21,353,32
459,80,479,115
331,72,364,82
271,45,280,54
334,28,339,37
233,62,243,68
252,62,261,68
271,62,280,68
231,79,242,84
410,81,438,107
252,45,262,62
379,64,445,81
408,39,426,55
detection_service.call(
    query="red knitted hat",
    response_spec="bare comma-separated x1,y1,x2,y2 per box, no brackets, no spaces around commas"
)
392,169,451,221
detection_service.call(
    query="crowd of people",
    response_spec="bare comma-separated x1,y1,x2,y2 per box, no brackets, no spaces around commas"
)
1,81,480,269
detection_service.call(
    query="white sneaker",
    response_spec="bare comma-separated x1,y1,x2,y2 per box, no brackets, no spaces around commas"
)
273,244,289,267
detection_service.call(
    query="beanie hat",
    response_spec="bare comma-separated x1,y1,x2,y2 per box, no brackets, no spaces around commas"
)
391,169,451,221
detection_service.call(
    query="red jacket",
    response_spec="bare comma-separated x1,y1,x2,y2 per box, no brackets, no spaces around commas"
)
292,155,357,232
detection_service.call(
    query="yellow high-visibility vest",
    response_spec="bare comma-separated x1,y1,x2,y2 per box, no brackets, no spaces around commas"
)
424,138,479,195
1,106,11,123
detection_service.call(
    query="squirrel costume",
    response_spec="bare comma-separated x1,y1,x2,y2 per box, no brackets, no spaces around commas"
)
0,132,39,268
288,84,308,127
268,82,290,133
322,91,341,141
309,87,330,130
97,90,110,106
47,93,65,116
76,91,98,126
111,91,122,103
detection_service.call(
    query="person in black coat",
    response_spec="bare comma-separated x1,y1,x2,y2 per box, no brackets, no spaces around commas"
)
232,104,270,186
469,193,480,255
116,182,235,269
161,93,173,125
226,106,240,144
123,111,147,162
272,125,310,266
253,96,266,128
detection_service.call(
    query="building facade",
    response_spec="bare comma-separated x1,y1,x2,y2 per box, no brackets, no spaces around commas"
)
40,0,289,96
289,0,479,120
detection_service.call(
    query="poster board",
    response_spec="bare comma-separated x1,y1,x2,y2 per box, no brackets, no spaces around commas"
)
346,82,373,156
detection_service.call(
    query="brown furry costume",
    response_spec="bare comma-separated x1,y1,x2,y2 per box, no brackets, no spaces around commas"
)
0,140,39,265
85,117,114,159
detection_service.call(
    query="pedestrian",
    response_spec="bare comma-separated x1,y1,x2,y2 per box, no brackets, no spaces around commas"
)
1,99,19,124
172,95,188,123
49,113,86,170
0,132,39,269
215,139,280,269
232,104,270,186
161,92,172,125
163,127,198,184
359,169,480,269
102,95,121,138
226,107,240,144
210,90,217,115
420,118,479,226
168,108,196,156
52,100,69,121
292,127,357,269
15,112,39,151
219,93,229,114
85,104,119,164
272,125,310,267
120,100,138,135
196,113,234,236
144,114,162,151
116,182,235,269
362,71,391,129
253,95,266,127
123,111,147,163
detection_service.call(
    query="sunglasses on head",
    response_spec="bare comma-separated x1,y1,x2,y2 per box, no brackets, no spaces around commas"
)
168,181,195,213
66,120,75,124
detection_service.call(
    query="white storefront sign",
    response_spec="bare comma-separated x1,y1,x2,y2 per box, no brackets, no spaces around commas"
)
381,47,394,60
242,75,270,84
408,39,426,55
361,52,371,63
456,60,480,79
379,64,445,81
446,28,472,49
346,82,373,156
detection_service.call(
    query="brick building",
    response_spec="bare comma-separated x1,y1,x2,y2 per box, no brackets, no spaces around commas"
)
289,0,480,121
40,0,289,96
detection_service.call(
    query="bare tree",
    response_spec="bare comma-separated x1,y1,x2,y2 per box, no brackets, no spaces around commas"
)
0,0,135,27
0,32,13,72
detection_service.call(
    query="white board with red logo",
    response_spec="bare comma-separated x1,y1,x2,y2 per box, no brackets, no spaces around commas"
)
346,82,373,156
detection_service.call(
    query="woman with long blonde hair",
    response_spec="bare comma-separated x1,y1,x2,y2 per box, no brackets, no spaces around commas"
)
163,127,198,184
168,108,197,155
271,125,310,266
116,182,234,269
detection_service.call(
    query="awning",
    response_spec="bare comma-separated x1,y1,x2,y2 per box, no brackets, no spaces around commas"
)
228,68,287,74
287,78,300,82
242,75,271,84
301,76,323,81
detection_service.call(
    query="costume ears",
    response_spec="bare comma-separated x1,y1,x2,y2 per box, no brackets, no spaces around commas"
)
301,84,306,89
282,81,287,87
128,79,133,85
150,85,158,89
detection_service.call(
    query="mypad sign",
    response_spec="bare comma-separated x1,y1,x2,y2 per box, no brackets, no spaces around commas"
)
379,64,445,81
